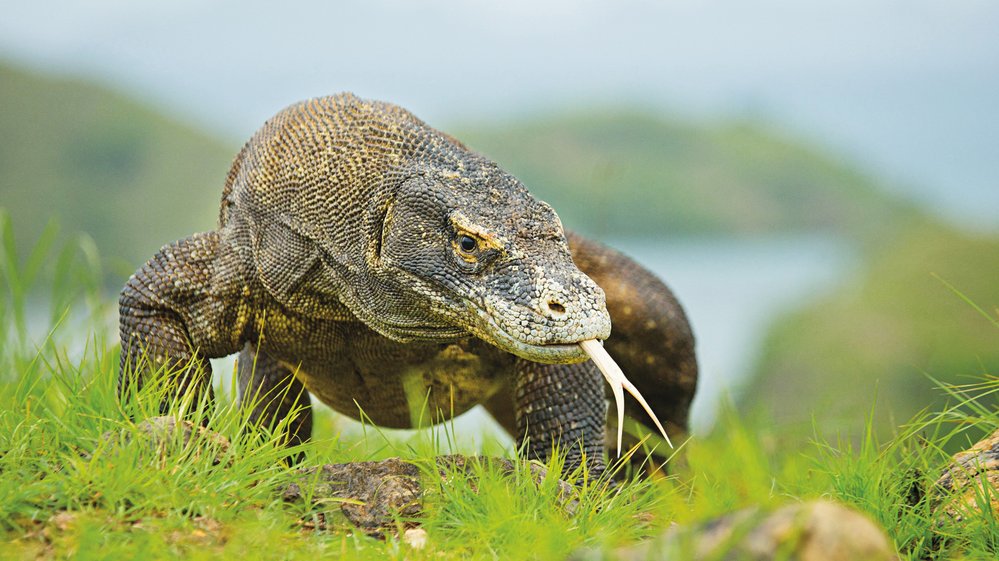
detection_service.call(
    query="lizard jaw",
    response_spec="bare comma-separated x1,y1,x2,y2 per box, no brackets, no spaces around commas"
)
470,315,592,364
472,292,612,364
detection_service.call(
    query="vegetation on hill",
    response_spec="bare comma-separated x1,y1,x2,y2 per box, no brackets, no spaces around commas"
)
455,111,916,240
1,61,915,275
0,62,233,268
743,219,999,442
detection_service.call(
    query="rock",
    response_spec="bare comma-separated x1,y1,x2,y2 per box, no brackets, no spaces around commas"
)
99,420,579,540
98,415,231,466
573,500,895,561
934,428,999,523
282,458,423,538
282,454,583,538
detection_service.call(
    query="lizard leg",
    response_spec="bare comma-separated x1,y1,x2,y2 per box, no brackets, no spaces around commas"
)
514,359,607,477
237,341,313,450
118,231,247,414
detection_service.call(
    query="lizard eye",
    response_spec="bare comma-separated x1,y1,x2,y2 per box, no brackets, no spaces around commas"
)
458,235,478,253
451,231,499,273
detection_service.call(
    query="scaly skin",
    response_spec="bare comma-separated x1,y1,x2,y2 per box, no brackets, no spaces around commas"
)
119,94,697,475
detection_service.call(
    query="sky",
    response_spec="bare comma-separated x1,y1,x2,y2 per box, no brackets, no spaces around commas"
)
2,0,997,225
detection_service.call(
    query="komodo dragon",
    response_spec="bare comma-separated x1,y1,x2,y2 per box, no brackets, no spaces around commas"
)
118,93,697,476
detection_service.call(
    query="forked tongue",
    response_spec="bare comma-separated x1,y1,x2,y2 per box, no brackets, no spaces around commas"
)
579,339,673,456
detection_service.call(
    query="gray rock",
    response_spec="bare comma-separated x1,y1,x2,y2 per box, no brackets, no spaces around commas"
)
573,500,896,561
934,428,999,523
282,458,423,538
282,455,581,538
97,415,231,466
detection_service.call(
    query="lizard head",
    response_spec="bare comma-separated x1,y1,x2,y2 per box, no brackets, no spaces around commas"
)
368,160,611,364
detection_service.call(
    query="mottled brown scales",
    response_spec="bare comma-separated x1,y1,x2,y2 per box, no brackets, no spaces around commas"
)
119,93,697,475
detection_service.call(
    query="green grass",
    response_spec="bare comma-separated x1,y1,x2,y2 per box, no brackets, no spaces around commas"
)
1,217,997,560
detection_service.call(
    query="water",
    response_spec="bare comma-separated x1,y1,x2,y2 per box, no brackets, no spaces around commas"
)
607,236,855,432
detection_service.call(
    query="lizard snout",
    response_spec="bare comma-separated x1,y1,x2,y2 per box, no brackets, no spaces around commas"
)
535,274,608,329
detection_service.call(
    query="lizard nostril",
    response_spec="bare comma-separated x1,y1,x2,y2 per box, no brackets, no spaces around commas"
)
547,300,566,317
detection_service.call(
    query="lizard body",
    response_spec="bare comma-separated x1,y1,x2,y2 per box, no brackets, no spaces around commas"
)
119,94,696,474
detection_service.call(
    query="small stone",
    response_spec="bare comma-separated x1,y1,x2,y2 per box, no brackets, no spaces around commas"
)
49,511,77,532
282,458,423,538
403,528,428,549
97,416,231,466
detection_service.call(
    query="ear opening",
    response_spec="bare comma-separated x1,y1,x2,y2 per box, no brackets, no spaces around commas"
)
372,197,394,264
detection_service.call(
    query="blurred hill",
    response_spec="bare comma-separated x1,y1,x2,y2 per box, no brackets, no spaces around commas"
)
0,62,233,269
743,220,999,441
2,61,915,270
455,112,916,240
